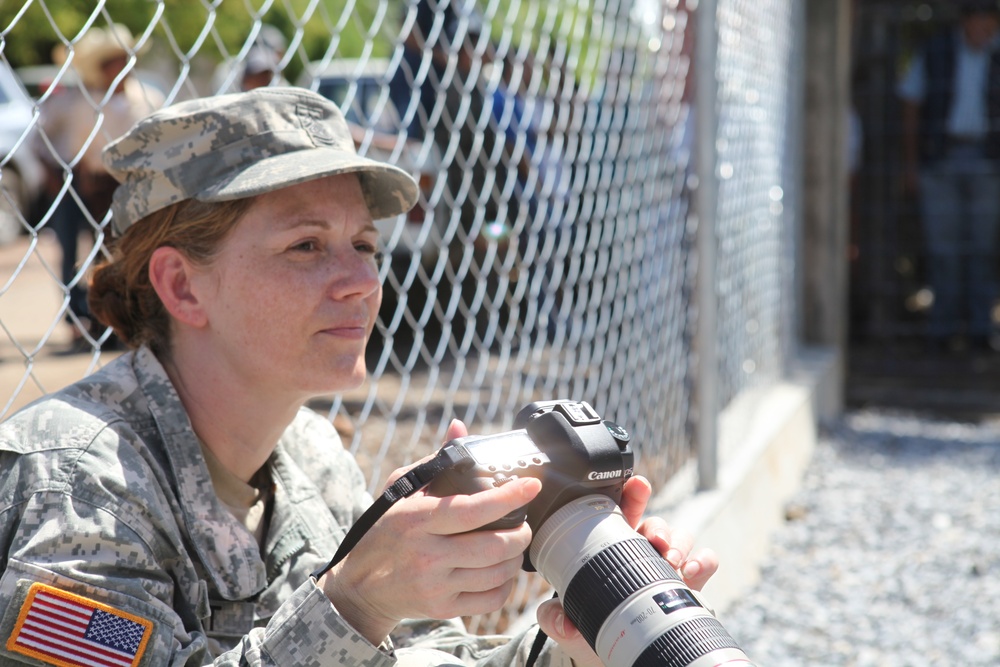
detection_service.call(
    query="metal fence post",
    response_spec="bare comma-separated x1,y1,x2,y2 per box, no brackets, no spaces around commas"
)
694,0,720,491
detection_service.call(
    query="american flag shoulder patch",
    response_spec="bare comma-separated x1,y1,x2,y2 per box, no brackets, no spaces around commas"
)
6,583,153,667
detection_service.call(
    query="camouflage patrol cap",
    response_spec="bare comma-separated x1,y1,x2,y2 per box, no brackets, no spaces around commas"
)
102,86,419,234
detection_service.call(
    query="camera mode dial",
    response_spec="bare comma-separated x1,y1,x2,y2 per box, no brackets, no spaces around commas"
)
603,421,631,450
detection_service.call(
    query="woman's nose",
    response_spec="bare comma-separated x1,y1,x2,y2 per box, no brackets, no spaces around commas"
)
329,251,382,300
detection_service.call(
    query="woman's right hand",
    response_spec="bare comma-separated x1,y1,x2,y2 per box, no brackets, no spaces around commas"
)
319,424,541,645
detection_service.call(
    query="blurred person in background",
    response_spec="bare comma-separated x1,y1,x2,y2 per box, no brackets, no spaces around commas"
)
389,0,458,141
898,0,1000,350
37,23,164,352
433,2,498,232
0,87,717,665
210,24,288,94
411,1,512,345
489,48,575,343
240,44,287,91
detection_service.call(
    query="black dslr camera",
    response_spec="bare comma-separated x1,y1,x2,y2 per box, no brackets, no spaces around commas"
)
320,399,754,667
429,399,756,667
427,399,634,568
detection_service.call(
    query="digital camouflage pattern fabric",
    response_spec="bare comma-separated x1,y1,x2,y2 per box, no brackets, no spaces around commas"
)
101,87,420,234
0,347,571,666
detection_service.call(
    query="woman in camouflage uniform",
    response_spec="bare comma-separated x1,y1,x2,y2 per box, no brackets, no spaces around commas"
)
0,87,717,666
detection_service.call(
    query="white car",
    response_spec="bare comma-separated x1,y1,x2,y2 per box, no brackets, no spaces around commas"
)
0,63,45,245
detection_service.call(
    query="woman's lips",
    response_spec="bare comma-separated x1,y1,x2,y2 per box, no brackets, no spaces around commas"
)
321,325,368,339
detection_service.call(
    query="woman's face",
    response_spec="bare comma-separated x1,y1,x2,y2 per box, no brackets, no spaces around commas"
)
190,173,382,399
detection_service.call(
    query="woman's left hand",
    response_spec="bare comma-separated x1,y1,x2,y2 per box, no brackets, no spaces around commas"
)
535,475,719,667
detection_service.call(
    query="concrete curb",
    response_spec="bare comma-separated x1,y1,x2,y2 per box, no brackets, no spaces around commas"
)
649,346,843,615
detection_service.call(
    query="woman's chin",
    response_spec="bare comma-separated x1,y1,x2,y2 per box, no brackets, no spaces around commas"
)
298,357,369,399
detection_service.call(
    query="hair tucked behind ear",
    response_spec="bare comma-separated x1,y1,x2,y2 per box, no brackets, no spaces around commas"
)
88,197,257,358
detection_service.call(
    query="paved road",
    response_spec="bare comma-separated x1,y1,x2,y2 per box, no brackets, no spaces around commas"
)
0,232,117,418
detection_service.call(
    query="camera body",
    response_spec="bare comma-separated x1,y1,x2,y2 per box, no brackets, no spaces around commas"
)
429,400,634,570
427,399,755,667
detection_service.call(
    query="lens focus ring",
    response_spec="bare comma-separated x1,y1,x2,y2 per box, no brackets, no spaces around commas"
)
562,538,683,647
633,616,743,667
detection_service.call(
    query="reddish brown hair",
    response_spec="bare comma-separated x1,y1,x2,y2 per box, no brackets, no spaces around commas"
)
88,197,256,357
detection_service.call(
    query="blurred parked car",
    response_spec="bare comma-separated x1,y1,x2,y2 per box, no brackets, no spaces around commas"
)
300,59,445,365
17,63,170,101
0,64,45,245
14,63,80,99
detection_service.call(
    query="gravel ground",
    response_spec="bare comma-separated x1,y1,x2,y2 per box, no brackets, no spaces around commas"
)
721,409,1000,667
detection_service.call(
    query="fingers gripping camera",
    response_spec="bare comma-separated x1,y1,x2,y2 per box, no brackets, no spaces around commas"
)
428,400,756,667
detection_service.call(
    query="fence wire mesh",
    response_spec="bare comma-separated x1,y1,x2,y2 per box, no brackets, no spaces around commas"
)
714,0,800,407
0,0,802,634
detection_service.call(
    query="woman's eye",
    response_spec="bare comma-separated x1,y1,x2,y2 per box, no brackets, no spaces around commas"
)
290,239,319,252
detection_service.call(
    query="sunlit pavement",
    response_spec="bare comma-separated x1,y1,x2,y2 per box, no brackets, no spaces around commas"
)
0,231,123,418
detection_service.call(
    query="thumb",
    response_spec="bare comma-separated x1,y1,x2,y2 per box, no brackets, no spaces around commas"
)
536,598,602,667
445,418,469,441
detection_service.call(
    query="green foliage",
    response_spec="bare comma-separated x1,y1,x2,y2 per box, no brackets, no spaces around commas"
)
0,0,605,89
0,1,157,67
0,0,393,77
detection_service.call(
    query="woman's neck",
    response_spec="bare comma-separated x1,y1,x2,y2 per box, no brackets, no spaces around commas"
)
160,344,303,483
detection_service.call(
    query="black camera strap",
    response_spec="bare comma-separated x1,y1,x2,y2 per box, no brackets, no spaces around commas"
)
526,615,552,667
311,444,467,580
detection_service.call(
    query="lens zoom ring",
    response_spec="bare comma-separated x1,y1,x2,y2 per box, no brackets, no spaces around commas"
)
563,538,683,647
634,616,743,667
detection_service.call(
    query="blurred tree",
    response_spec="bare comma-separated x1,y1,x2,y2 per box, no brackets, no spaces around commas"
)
0,0,601,92
0,0,391,82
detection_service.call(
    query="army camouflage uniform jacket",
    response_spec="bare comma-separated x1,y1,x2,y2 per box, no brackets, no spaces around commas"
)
0,347,569,666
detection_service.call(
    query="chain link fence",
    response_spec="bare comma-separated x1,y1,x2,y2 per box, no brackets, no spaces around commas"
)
714,0,801,406
0,0,803,633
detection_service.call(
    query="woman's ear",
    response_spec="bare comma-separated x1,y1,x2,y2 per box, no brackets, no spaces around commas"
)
148,246,208,328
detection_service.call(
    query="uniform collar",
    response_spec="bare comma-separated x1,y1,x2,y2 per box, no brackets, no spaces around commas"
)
131,346,269,600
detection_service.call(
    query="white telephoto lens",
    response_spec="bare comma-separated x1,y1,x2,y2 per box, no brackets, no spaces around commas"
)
530,495,756,667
